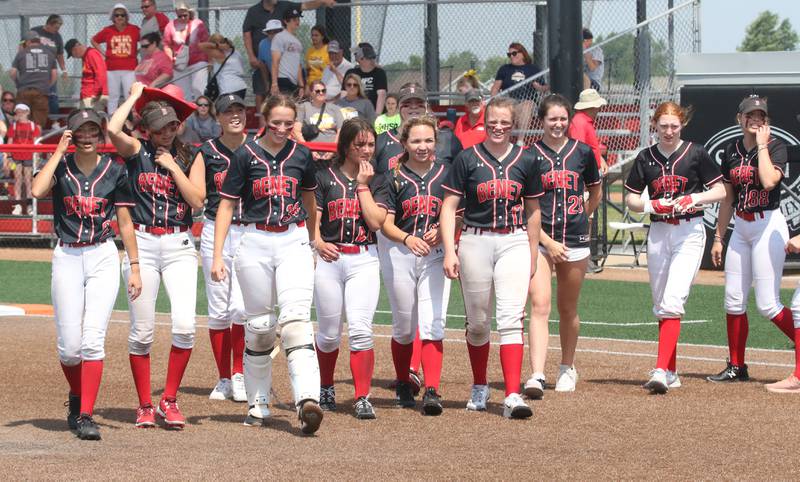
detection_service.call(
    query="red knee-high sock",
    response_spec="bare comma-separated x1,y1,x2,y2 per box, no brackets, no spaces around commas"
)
391,339,413,382
410,329,422,373
163,346,192,400
794,328,800,379
129,354,152,406
726,313,749,366
79,360,103,416
208,328,232,380
499,343,523,396
349,349,374,399
466,341,490,385
669,347,677,373
61,362,82,396
421,340,443,390
771,307,795,340
656,318,681,370
316,346,339,386
231,324,245,375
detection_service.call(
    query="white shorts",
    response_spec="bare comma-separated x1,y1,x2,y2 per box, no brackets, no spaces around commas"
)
538,245,591,263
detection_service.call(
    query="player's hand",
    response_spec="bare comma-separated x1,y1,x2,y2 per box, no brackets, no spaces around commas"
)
755,125,771,146
546,241,569,264
356,160,375,186
405,235,431,257
211,257,227,282
649,198,676,215
130,81,146,99
786,236,800,254
270,83,280,96
443,251,459,279
422,226,441,247
127,270,142,300
321,0,335,6
56,130,72,154
155,147,180,173
599,158,608,176
674,194,698,215
248,54,260,69
316,240,340,262
710,239,724,268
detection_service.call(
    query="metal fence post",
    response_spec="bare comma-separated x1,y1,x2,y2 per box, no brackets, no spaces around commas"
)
693,0,702,53
197,0,209,25
635,0,651,147
326,0,351,61
533,4,548,69
20,14,29,36
424,1,440,98
547,0,581,103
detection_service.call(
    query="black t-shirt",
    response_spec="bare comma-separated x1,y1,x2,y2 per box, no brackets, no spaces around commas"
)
719,137,787,213
199,138,246,221
443,143,544,229
344,66,387,109
220,139,316,226
528,139,601,248
315,165,388,245
242,1,301,59
385,161,450,236
374,127,463,174
51,154,134,244
126,141,193,228
625,141,723,221
494,63,545,100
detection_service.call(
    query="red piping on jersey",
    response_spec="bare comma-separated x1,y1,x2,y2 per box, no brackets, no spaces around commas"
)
210,139,243,219
245,144,272,223
504,148,525,227
278,143,298,226
64,160,84,242
89,159,112,243
531,142,558,241
328,167,348,242
387,130,400,144
398,168,421,234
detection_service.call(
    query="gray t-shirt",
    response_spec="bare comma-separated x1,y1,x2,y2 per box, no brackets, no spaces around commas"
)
271,30,303,84
297,101,344,143
32,26,63,57
213,50,248,95
12,46,56,94
335,97,376,124
182,114,221,144
584,46,604,89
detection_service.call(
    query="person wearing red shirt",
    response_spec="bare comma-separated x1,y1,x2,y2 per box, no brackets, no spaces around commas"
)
92,4,140,113
453,89,486,149
4,104,41,215
568,88,608,174
163,2,210,101
65,39,109,112
135,32,174,87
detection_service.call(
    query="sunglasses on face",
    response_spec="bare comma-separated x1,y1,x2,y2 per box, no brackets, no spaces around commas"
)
2,99,14,103
140,42,152,48
345,83,358,87
141,3,153,8
314,88,326,94
177,13,189,18
114,13,128,18
197,103,210,107
507,51,519,58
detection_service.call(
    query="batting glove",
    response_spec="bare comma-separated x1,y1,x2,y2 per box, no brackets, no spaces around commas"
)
644,198,675,215
675,194,697,214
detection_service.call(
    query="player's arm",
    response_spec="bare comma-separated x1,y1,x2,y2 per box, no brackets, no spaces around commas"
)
755,126,782,190
710,183,735,267
107,82,144,158
440,193,461,279
116,206,142,300
356,162,387,231
524,198,542,277
32,130,71,198
312,196,340,262
301,0,335,10
302,189,317,242
383,213,430,257
585,183,602,216
211,198,234,281
154,149,206,209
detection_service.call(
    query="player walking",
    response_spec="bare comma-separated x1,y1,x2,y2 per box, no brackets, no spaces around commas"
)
525,94,602,397
313,118,388,420
624,101,725,394
108,82,206,428
196,94,249,403
440,96,543,418
381,116,455,415
32,109,142,440
707,95,800,392
211,95,324,433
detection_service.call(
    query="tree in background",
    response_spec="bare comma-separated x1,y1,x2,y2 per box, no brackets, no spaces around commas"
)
738,11,798,52
600,33,669,87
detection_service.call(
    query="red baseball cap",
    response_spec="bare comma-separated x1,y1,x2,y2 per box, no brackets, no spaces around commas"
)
134,85,197,123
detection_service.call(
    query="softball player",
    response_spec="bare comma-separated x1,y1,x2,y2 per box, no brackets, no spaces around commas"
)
314,118,388,420
108,82,206,428
196,94,249,403
440,96,543,419
211,95,323,434
31,109,142,440
708,95,800,392
526,94,602,397
381,116,454,415
624,101,725,394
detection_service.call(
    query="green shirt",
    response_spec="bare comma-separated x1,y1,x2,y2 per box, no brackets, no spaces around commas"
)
374,113,401,135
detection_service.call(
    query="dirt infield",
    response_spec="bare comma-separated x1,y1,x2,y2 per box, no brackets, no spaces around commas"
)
1,314,799,479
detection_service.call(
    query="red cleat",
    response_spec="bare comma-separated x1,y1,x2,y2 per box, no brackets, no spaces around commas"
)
157,398,186,429
135,404,156,428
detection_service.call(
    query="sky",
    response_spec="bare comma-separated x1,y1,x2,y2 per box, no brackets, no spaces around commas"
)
701,0,800,52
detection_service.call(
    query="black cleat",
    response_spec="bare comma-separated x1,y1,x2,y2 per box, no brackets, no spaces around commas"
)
421,388,443,416
395,381,416,408
319,385,336,411
76,414,101,441
353,396,376,420
65,393,80,430
707,361,750,383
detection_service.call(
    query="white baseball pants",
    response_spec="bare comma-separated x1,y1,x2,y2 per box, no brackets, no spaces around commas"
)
200,220,245,329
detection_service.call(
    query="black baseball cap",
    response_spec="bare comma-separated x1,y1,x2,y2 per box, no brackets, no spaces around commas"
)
67,108,103,131
283,7,302,20
65,38,80,58
739,95,768,115
215,93,246,113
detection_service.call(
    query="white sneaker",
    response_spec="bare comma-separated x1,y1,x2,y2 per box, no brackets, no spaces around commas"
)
243,404,270,426
466,384,489,411
666,370,681,388
503,393,533,419
523,375,545,400
644,368,669,394
209,378,232,400
231,373,247,402
11,205,22,216
555,365,578,392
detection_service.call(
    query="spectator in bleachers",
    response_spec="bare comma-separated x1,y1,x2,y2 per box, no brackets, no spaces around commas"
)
181,95,221,144
140,0,170,37
373,93,400,135
568,88,608,175
321,40,353,101
5,104,40,215
453,89,486,149
92,4,140,114
1,92,15,127
336,73,376,124
135,33,173,87
271,8,305,96
163,1,209,101
582,28,604,92
345,42,387,115
10,31,56,128
65,39,109,112
305,25,330,89
491,42,546,142
200,34,248,99
31,15,68,116
293,79,343,145
456,69,481,95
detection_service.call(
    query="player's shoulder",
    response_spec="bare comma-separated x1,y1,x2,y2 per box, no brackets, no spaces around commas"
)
314,163,335,183
290,140,313,159
683,141,712,158
571,139,594,156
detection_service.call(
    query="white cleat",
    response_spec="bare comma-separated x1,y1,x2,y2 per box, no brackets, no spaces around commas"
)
644,368,669,394
243,404,270,426
666,370,681,388
555,365,578,392
209,378,232,400
523,376,545,400
503,393,533,419
231,373,247,402
466,384,489,411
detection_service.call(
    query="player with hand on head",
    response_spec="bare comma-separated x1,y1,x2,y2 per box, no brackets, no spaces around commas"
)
525,94,602,397
381,116,458,415
195,94,250,403
624,101,725,394
313,118,388,420
32,109,143,440
440,96,543,419
108,82,206,428
707,95,800,393
211,95,324,433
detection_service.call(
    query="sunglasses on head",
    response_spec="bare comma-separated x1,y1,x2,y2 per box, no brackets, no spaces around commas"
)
141,3,153,7
507,51,519,58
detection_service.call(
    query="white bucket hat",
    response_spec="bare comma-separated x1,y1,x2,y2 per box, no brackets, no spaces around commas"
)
109,3,130,21
574,89,607,110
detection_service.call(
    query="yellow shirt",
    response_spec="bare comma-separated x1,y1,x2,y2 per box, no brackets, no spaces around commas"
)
305,45,330,84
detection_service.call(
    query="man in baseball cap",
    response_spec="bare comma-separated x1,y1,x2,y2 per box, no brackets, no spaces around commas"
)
321,40,354,100
454,89,486,149
64,39,109,112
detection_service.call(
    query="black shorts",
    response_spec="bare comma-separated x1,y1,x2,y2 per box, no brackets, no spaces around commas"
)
277,78,299,96
252,69,267,97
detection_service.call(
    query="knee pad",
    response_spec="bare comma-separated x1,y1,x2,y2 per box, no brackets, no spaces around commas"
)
281,321,320,405
172,332,194,349
466,324,491,346
277,304,311,326
243,351,272,408
245,314,278,355
128,340,152,356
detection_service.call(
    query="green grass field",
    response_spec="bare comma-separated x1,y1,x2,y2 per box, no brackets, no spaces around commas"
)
2,259,795,350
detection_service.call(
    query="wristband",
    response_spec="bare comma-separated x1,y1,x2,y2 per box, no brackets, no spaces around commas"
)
402,234,411,246
129,261,140,265
356,186,370,193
